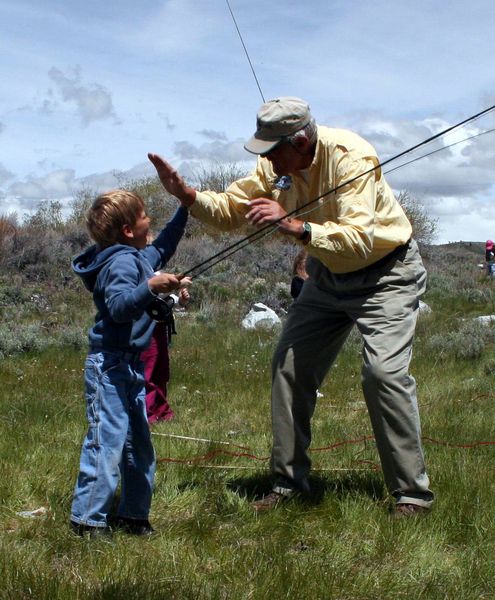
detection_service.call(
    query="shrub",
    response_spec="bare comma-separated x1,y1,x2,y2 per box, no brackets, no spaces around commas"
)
0,322,52,359
194,298,224,324
458,287,494,305
484,359,495,375
5,228,75,281
398,190,438,246
68,187,97,228
191,162,248,193
0,214,18,264
23,200,64,231
57,326,87,350
61,223,91,252
426,321,489,360
0,282,31,306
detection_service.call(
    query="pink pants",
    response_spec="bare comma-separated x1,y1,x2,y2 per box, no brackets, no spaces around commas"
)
141,322,174,423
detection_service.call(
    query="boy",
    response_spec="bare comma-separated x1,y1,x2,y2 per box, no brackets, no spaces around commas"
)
70,189,190,537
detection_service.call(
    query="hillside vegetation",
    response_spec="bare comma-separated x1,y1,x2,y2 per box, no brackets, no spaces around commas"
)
0,176,494,599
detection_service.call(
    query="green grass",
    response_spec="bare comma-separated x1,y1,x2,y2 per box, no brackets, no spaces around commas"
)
1,299,495,599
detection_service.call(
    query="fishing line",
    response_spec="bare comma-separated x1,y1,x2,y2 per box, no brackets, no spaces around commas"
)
226,0,265,102
181,103,495,279
291,125,495,223
383,125,495,176
184,222,276,279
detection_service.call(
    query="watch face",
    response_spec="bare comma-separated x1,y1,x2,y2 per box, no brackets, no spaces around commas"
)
300,222,311,241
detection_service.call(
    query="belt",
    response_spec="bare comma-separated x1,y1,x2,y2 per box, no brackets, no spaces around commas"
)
360,239,411,273
89,347,141,363
333,240,411,279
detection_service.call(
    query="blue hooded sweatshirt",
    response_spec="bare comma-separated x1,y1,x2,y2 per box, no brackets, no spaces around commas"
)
72,206,188,353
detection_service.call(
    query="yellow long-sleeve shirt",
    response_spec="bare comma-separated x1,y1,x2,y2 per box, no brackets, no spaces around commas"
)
191,126,412,273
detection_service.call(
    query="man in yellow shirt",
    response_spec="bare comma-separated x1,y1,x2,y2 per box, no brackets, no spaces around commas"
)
148,96,434,516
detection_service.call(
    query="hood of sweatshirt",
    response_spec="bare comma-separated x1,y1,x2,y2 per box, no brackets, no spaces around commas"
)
72,244,138,292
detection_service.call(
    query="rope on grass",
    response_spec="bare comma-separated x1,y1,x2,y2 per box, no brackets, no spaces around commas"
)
154,434,380,470
155,464,375,471
423,437,495,449
153,431,495,470
151,430,251,450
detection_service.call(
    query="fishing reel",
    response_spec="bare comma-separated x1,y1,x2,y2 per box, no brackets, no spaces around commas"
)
146,294,175,323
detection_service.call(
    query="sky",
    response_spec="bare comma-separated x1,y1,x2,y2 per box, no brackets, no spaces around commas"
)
1,0,495,243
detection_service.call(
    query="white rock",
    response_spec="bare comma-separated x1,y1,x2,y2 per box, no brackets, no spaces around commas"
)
474,315,495,326
242,302,281,330
16,507,48,519
419,301,432,314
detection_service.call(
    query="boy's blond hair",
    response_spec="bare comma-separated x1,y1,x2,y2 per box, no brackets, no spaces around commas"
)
86,190,145,247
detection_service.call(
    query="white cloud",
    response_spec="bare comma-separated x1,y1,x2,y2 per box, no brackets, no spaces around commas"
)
433,196,495,244
198,130,228,141
157,113,176,132
47,66,117,126
351,115,495,210
1,1,495,244
173,138,249,163
0,163,14,185
8,169,76,200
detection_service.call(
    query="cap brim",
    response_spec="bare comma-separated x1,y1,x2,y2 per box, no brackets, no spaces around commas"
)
244,136,281,155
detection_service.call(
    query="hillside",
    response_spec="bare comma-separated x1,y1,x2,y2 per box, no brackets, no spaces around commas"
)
1,236,495,599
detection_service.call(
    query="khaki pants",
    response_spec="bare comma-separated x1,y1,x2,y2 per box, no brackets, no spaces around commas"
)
270,239,433,507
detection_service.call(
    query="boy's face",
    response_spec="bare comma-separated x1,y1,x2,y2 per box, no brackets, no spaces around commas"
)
122,209,150,249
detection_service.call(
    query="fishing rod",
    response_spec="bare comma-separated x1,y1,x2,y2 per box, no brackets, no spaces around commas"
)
178,2,495,279
383,126,495,177
181,102,495,279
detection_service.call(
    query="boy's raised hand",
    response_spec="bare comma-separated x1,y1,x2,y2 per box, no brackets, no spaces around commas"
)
148,153,196,208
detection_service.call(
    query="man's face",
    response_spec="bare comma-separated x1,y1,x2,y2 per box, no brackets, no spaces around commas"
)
261,141,302,176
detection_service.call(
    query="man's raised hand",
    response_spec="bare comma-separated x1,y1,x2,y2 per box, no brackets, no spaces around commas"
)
148,153,196,207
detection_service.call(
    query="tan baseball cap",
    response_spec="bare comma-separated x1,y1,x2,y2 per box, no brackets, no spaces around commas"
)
244,97,312,155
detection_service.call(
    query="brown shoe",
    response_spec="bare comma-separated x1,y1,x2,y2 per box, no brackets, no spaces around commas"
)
393,503,429,517
251,491,291,513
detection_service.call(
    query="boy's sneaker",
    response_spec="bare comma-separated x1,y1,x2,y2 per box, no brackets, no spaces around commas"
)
109,516,155,536
70,520,112,539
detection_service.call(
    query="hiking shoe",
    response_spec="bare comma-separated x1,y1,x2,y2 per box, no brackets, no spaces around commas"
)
392,503,430,518
70,520,111,539
251,491,292,512
109,517,155,536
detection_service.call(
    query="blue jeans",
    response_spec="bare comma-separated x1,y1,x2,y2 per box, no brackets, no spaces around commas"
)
71,350,156,527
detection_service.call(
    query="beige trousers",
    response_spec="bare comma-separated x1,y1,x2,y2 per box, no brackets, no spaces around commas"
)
270,239,433,507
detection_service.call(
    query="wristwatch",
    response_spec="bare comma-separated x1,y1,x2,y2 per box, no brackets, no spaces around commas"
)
299,221,312,242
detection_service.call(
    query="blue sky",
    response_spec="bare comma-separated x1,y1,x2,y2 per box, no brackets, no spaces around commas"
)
1,0,495,243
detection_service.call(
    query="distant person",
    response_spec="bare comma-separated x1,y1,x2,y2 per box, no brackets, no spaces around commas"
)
148,96,433,517
142,285,190,423
70,190,190,538
485,240,495,278
290,249,309,299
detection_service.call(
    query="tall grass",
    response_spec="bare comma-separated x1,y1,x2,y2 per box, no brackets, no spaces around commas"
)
2,170,494,598
1,281,495,599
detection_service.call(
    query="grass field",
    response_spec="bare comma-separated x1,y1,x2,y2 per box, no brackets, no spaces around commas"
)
1,281,495,600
